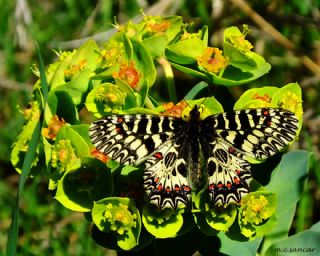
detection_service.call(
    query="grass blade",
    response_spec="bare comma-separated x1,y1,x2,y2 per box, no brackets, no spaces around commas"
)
6,43,48,256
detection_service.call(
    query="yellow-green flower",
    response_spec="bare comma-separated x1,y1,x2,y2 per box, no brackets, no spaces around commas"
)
52,139,79,172
104,203,137,235
197,47,228,74
95,83,126,113
98,41,124,68
42,115,65,140
241,194,273,225
279,91,303,120
64,59,87,81
226,24,253,53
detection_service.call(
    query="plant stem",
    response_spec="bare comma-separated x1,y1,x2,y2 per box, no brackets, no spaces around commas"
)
145,96,155,110
158,57,177,103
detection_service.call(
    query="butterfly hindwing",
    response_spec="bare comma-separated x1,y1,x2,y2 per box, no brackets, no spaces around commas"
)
144,140,192,209
202,138,252,205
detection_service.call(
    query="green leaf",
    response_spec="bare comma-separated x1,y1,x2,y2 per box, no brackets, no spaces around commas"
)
55,158,113,212
166,37,206,64
53,68,92,106
47,90,78,124
217,232,262,256
265,151,310,215
193,189,237,233
124,107,159,115
170,62,208,80
68,39,100,70
115,78,140,109
271,82,303,133
182,96,223,119
265,221,320,256
50,39,100,89
131,39,156,87
143,34,168,58
261,150,311,254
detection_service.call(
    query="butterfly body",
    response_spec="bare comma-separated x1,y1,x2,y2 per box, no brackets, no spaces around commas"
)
89,105,298,209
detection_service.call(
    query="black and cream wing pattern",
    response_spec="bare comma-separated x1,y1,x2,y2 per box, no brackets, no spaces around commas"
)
89,106,298,209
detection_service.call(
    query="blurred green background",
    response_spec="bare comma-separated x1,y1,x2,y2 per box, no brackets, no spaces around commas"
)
1,0,319,255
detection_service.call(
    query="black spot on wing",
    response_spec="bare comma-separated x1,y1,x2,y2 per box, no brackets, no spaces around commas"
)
137,116,148,133
226,112,237,129
144,137,155,153
238,111,251,129
150,116,160,133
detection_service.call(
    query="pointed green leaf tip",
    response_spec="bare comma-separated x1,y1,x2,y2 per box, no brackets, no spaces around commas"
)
92,197,141,250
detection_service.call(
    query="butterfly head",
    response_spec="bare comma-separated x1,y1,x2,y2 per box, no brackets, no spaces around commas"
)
189,105,201,121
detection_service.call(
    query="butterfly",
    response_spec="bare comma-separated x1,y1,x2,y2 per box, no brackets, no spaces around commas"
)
89,105,298,209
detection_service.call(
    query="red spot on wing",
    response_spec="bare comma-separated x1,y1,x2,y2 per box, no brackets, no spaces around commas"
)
157,184,163,191
228,146,236,154
182,185,191,191
154,177,159,184
263,110,269,116
116,127,122,133
234,177,240,184
166,187,171,193
217,183,224,188
267,120,272,126
226,182,232,188
117,117,124,123
174,185,180,191
235,169,241,175
153,152,163,159
209,184,215,190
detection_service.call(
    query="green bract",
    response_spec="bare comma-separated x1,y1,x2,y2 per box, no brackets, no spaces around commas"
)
92,197,141,250
142,204,184,238
55,157,113,212
11,101,41,175
10,14,308,255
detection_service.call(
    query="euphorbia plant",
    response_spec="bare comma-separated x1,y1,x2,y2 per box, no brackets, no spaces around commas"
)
10,15,309,255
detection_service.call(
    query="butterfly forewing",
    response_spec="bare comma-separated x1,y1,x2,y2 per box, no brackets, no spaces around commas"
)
201,108,298,161
89,114,183,165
